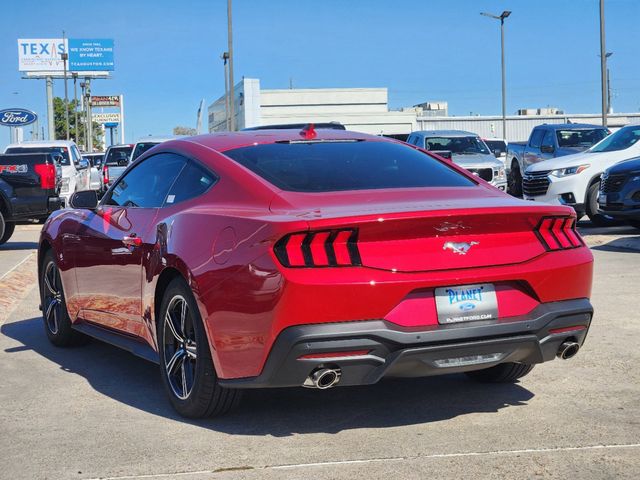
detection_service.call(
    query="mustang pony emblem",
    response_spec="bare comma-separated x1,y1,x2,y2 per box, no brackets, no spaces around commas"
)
443,241,479,255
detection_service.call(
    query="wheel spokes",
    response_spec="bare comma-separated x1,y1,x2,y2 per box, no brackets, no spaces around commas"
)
166,348,185,376
163,295,197,400
165,311,184,343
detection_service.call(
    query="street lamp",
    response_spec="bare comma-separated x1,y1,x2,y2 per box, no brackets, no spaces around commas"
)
221,52,230,131
599,0,608,126
481,10,511,141
605,52,613,115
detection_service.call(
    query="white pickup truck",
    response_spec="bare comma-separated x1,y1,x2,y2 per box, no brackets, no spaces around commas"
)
522,124,640,225
4,140,91,207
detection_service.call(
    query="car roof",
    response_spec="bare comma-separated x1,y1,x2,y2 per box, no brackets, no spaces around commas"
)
410,130,479,138
537,123,606,130
134,136,185,144
5,140,78,148
177,129,380,153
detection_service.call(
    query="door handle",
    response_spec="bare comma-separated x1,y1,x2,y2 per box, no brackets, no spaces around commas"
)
123,235,142,247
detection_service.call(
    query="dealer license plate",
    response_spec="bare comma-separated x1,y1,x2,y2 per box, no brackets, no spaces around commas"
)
435,283,498,324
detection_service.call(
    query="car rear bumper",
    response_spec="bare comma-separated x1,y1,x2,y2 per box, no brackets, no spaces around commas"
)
218,298,592,389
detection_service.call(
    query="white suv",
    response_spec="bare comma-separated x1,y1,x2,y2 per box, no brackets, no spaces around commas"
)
522,124,640,225
4,140,91,206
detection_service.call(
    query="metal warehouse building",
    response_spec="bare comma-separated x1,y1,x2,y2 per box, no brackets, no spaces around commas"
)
209,78,640,141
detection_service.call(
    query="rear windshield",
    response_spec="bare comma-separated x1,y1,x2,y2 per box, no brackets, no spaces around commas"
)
131,142,160,162
224,141,475,192
5,146,70,165
556,129,608,148
105,146,133,166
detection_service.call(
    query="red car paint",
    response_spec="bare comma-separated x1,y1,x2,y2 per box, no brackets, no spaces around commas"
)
39,129,593,380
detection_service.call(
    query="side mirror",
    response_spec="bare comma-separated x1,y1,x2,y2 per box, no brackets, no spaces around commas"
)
540,144,555,154
70,190,98,209
78,159,89,170
493,148,503,158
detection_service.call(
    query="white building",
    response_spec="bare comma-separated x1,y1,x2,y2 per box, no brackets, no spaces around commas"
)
208,78,422,135
209,77,640,141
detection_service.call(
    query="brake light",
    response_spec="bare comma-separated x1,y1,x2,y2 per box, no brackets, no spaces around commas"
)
274,229,361,267
103,165,110,185
535,216,583,251
34,163,56,190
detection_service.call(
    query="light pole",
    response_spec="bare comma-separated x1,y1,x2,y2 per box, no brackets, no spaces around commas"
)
599,0,608,127
227,0,235,131
72,73,79,143
221,52,230,131
605,52,613,115
61,31,70,140
481,10,511,141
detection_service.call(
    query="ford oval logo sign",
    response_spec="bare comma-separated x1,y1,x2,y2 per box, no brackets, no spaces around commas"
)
0,108,38,127
459,302,476,312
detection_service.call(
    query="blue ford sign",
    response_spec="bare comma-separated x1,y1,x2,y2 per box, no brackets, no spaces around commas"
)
0,108,37,127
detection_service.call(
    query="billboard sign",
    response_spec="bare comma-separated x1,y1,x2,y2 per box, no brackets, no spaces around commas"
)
0,108,38,127
17,39,67,72
92,112,120,124
90,95,120,107
68,39,114,71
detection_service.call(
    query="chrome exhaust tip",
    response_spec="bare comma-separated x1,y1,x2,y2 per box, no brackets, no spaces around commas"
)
303,368,342,389
557,341,580,360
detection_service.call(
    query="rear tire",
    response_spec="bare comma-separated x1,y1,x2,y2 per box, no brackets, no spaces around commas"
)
507,162,522,197
0,221,15,245
40,250,89,347
158,277,241,418
465,362,534,383
586,182,617,227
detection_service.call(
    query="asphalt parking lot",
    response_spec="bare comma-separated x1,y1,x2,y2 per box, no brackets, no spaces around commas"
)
1,225,639,480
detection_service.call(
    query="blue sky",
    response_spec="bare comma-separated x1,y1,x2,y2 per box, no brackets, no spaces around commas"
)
2,0,639,150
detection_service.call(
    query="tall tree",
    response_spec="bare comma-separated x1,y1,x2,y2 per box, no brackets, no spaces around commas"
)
53,97,103,150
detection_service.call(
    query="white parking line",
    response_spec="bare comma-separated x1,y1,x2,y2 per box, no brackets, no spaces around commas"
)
0,251,34,281
86,443,640,479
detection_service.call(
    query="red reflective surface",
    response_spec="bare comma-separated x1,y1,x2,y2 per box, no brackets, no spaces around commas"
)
39,130,594,380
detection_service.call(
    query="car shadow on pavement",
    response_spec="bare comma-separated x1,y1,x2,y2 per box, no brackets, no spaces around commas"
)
2,316,534,436
0,241,39,251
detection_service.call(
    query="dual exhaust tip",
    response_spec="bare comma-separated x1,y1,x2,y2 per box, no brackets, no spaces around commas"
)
557,341,580,360
303,367,342,389
303,342,579,388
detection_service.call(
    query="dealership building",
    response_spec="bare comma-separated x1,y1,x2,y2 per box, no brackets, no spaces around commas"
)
209,78,640,141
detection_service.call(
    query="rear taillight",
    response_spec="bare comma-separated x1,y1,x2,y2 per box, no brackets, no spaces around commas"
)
103,165,110,184
274,229,362,267
34,163,56,190
535,216,583,251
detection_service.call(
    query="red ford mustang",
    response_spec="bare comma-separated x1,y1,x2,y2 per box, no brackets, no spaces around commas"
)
38,127,594,418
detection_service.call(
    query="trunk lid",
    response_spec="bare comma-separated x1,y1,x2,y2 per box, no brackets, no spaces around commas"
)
271,188,572,272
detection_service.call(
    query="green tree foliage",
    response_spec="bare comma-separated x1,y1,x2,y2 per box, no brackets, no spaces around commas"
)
53,97,102,150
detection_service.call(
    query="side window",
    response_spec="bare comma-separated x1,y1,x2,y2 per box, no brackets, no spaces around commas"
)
542,129,555,147
71,146,81,166
413,136,424,147
104,153,187,208
529,129,545,148
164,160,217,206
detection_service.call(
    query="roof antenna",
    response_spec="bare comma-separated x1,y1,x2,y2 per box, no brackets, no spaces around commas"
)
300,123,317,140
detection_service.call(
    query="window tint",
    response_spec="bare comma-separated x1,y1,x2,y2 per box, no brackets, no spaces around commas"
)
590,125,640,153
529,129,545,148
5,146,70,165
165,161,217,205
424,136,490,155
105,146,133,166
224,141,475,193
104,153,187,208
542,129,555,147
131,142,160,162
556,129,608,148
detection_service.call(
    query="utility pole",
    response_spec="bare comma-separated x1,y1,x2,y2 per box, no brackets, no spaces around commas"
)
607,67,612,113
61,31,70,140
227,0,235,131
73,73,79,143
222,52,230,131
80,80,86,148
46,76,54,140
481,11,511,141
599,0,608,127
84,79,93,152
